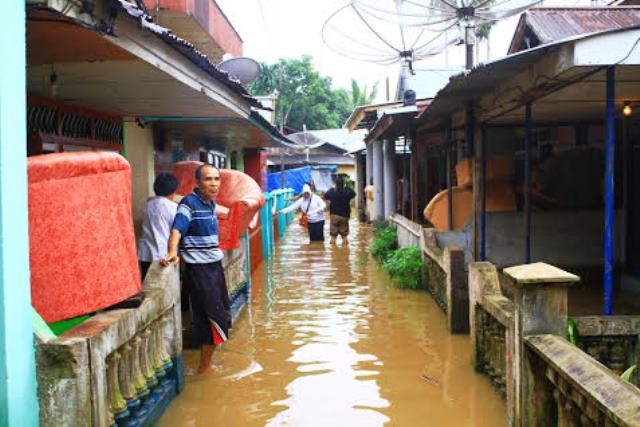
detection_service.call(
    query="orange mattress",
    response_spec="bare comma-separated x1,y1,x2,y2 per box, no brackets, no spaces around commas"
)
455,155,512,187
424,183,517,231
28,152,142,323
172,161,265,250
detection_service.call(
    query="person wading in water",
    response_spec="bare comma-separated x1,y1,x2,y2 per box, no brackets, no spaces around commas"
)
276,184,326,242
324,175,355,245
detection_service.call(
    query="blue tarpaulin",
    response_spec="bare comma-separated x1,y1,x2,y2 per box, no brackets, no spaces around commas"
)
268,166,337,193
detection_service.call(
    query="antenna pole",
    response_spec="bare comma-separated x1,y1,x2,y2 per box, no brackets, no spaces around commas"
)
386,77,390,102
465,21,475,70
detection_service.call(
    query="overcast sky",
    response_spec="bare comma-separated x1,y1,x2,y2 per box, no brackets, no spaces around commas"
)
215,0,591,103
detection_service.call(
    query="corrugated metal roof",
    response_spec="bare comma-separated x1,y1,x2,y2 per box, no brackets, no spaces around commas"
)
509,7,640,53
396,68,463,100
419,25,640,128
116,0,262,109
306,129,367,153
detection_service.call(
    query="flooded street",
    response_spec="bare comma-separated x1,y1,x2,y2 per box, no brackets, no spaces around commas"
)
158,220,506,426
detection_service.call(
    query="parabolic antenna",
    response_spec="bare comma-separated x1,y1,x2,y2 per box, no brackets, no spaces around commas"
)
217,56,262,85
353,0,541,30
352,0,542,68
288,129,329,162
322,3,459,66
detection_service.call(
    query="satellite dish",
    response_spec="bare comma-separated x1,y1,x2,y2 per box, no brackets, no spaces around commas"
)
217,56,261,85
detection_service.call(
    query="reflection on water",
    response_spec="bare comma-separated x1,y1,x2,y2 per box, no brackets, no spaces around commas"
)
158,220,506,426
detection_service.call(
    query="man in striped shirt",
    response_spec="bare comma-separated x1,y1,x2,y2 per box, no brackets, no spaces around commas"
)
162,164,230,374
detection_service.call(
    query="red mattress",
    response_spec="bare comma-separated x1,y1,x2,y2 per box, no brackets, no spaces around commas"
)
28,152,142,323
172,161,265,250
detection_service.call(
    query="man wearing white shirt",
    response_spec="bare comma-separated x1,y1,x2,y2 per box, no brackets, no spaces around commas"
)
276,183,326,241
137,173,180,280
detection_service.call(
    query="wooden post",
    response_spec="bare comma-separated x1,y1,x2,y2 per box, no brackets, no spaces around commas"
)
410,125,419,222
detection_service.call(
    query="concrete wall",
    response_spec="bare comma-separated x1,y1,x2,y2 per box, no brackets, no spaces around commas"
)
0,2,40,424
124,120,155,237
435,210,624,269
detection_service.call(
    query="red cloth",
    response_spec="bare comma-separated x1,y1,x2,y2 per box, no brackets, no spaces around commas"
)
28,152,142,323
211,325,224,346
172,162,265,250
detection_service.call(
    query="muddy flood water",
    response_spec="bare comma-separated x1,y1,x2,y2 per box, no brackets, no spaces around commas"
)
158,220,506,426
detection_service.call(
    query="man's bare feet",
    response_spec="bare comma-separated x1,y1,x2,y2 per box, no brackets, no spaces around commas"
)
197,344,215,374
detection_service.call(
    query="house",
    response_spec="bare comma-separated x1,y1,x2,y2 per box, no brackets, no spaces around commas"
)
508,6,640,53
0,0,289,424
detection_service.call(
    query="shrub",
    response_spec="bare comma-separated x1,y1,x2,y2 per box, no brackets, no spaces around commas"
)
369,222,397,261
382,245,423,289
372,220,392,234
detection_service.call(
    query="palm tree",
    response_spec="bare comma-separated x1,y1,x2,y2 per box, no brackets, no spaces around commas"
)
476,23,495,63
349,79,379,108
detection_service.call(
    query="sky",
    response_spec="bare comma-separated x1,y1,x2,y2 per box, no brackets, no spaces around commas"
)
215,0,592,103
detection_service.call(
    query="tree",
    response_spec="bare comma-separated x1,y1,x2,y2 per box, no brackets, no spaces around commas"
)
476,23,495,62
349,79,379,108
248,56,351,131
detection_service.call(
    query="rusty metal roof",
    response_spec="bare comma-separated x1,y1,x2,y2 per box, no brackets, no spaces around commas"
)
508,7,640,53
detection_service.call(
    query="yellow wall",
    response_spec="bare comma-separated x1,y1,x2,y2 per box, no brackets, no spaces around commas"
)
124,120,155,237
338,164,356,179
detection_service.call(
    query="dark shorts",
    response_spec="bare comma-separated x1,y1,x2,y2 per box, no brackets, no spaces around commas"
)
329,215,349,237
139,261,151,282
308,220,325,241
184,261,230,346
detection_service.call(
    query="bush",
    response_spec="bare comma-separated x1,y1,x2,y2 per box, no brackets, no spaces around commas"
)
369,222,397,261
372,220,393,235
382,245,423,289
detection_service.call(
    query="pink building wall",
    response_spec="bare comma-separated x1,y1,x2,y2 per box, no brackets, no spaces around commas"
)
144,0,243,57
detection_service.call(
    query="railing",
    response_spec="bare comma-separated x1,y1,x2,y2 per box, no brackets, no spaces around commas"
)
36,263,182,426
469,262,515,401
573,315,640,385
259,189,294,260
467,261,640,426
223,234,250,321
421,226,468,333
390,213,421,247
525,334,640,426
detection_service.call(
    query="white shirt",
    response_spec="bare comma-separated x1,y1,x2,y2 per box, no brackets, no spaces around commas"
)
281,194,326,223
137,196,178,262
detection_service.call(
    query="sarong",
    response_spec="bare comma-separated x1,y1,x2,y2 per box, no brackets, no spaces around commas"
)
185,261,231,346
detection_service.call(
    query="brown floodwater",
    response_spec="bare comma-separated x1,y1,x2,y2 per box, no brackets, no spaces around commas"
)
158,220,506,426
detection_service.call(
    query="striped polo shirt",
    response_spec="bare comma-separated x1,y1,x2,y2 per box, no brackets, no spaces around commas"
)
172,189,224,264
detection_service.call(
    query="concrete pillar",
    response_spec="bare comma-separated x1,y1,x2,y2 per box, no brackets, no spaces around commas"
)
383,138,396,219
355,152,366,221
372,140,384,222
0,2,40,424
365,147,372,188
503,262,580,426
124,120,155,237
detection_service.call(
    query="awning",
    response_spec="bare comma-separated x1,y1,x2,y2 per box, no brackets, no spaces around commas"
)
417,25,640,129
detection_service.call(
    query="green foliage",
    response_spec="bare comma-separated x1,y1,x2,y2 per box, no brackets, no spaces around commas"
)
382,246,423,289
372,220,393,235
621,365,637,382
369,222,397,261
349,79,379,108
248,56,351,131
567,318,579,346
476,23,495,41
